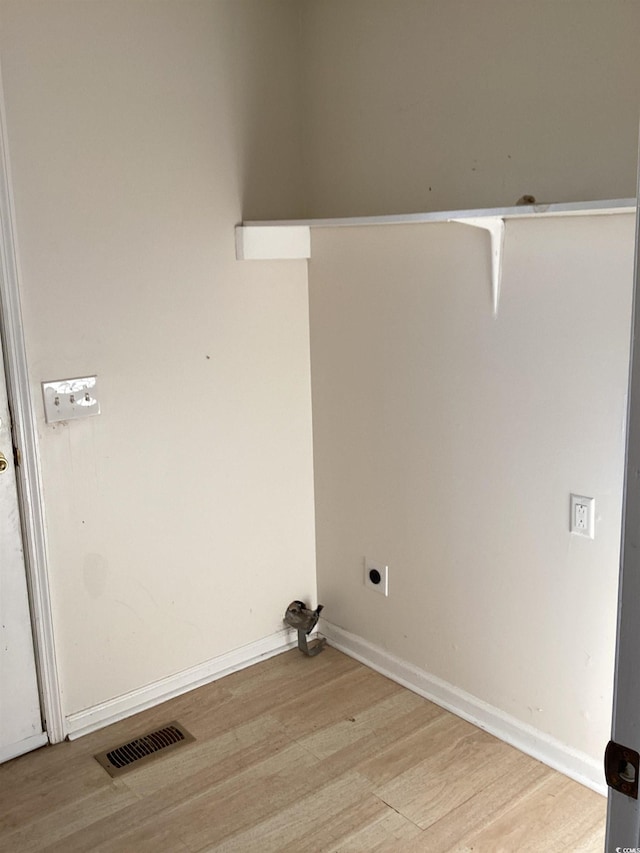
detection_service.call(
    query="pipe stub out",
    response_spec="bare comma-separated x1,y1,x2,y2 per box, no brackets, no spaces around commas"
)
284,600,326,657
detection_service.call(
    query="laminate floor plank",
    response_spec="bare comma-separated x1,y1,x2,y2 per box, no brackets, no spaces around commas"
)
270,666,402,741
0,783,140,853
374,723,536,829
207,772,374,852
415,751,553,850
323,801,423,853
356,712,473,789
296,688,444,762
0,647,606,852
50,820,192,853
458,772,606,853
0,739,116,830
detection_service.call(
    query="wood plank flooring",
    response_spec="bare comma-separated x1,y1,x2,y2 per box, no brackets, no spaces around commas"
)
0,647,606,851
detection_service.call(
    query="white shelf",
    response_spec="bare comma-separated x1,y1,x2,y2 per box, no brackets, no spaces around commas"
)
236,198,637,315
243,198,635,231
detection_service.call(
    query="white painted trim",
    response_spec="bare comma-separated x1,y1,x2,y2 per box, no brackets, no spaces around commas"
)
244,198,635,230
320,620,605,796
235,225,311,260
0,732,48,764
451,217,505,316
66,628,298,740
0,66,64,742
605,151,640,844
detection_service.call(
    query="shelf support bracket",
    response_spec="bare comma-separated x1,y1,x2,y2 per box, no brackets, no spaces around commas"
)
235,225,311,261
450,216,505,316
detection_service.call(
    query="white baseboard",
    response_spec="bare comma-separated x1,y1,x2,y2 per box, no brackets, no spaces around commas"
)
66,628,298,740
320,620,606,796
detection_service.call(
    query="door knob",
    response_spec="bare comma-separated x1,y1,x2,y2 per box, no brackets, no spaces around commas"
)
0,452,8,472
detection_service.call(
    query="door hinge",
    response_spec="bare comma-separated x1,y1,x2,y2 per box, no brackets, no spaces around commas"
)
605,740,639,798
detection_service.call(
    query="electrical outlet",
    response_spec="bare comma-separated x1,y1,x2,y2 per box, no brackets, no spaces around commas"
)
364,558,389,596
570,494,595,539
575,504,588,530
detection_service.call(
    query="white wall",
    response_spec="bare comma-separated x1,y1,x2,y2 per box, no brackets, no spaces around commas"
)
0,0,316,716
309,214,634,761
300,0,640,217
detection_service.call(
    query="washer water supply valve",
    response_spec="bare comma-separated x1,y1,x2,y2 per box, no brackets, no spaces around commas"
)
283,600,326,657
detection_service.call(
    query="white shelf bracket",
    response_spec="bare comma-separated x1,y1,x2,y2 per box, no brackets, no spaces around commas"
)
449,217,505,316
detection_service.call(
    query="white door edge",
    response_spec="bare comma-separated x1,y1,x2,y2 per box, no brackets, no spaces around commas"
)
0,65,64,744
0,732,49,765
605,134,640,847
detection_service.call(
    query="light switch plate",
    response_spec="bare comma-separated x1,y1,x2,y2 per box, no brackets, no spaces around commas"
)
42,376,100,424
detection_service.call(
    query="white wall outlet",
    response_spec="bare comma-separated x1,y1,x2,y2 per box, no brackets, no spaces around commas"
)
570,494,595,539
364,557,389,596
42,376,100,424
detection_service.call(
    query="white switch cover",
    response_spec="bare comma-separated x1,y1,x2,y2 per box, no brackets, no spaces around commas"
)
570,494,595,539
42,376,100,424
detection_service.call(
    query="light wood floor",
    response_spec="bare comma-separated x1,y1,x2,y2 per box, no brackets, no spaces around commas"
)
0,647,606,852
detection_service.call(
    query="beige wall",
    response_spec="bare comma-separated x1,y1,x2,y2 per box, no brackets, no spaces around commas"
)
300,0,640,217
309,214,634,760
0,0,315,715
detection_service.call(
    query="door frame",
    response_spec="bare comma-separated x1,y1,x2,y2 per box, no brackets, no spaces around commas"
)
605,137,640,848
0,68,64,745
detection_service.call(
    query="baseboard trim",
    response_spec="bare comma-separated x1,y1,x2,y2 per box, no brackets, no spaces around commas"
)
320,620,606,796
66,628,297,740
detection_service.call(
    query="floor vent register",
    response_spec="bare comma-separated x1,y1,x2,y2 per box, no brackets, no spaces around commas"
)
94,721,195,777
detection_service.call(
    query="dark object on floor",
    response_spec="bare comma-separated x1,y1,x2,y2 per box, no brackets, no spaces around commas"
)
284,600,327,657
94,721,195,777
